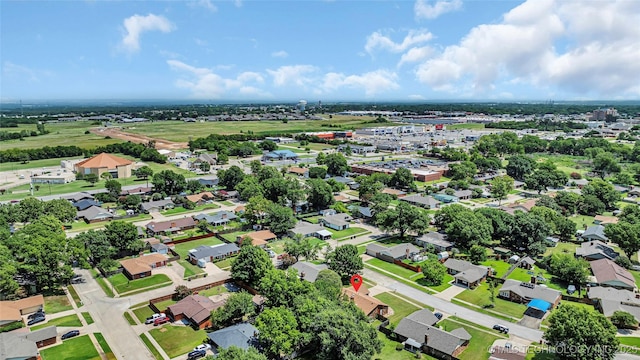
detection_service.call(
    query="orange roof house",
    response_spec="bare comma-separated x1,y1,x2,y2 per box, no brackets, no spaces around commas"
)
341,287,388,318
120,253,168,280
186,192,215,205
75,153,133,179
238,230,277,248
0,295,45,325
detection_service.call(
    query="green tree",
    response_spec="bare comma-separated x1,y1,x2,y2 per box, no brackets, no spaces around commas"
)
389,167,416,191
579,195,606,215
235,176,264,201
506,212,551,256
104,221,142,254
314,269,342,299
75,229,115,263
441,207,492,250
17,197,43,223
610,310,637,329
134,166,154,187
42,198,77,223
257,166,282,182
186,179,204,193
255,307,301,359
259,268,315,308
210,291,256,328
308,166,327,179
105,179,122,197
448,161,477,180
525,166,568,194
264,202,296,234
324,153,348,176
124,194,142,210
218,165,246,190
549,254,590,294
0,243,19,297
474,207,514,241
555,191,582,215
327,244,363,281
421,259,446,285
231,244,274,287
469,244,487,264
84,173,99,186
100,172,112,181
544,304,618,360
316,152,326,165
152,170,186,195
593,152,621,179
581,179,621,210
356,175,384,203
605,222,640,259
375,201,428,239
490,175,514,205
213,346,266,360
306,179,334,210
243,196,272,226
506,155,536,181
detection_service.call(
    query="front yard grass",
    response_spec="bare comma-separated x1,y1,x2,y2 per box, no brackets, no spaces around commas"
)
439,319,501,360
454,282,527,319
374,292,421,326
427,273,454,292
149,325,208,358
40,335,100,360
107,273,172,294
91,269,114,297
214,257,235,270
32,314,82,331
132,306,155,323
366,258,419,279
161,203,220,216
67,286,81,307
44,295,73,314
178,259,204,278
329,226,370,239
140,333,164,360
81,312,94,325
153,299,178,312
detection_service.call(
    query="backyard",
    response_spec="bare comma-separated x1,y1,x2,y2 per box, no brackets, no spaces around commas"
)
439,318,502,360
329,226,370,240
454,282,528,319
374,292,421,326
107,273,172,294
149,325,208,358
40,335,101,360
173,237,224,277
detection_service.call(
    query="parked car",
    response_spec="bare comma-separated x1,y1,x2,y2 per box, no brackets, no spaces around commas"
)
187,349,206,360
434,312,443,320
154,316,170,326
145,313,166,324
267,250,276,258
28,310,45,320
71,277,85,284
61,330,80,340
193,344,211,352
27,315,46,326
567,285,576,295
493,324,509,334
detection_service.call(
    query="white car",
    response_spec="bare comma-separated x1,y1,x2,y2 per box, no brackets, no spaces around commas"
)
144,313,166,324
193,344,212,352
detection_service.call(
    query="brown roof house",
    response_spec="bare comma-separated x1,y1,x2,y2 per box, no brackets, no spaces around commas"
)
166,294,225,329
238,230,277,248
146,217,197,236
74,153,133,179
341,287,388,318
185,192,216,206
120,253,168,280
394,309,471,359
0,295,44,326
590,258,636,291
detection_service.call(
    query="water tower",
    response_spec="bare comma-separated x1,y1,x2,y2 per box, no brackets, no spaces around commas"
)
297,100,307,112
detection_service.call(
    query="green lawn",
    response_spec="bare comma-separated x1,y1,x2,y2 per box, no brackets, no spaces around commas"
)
0,156,85,172
67,286,81,307
214,256,235,270
447,123,486,130
81,312,94,325
2,122,123,151
40,335,101,360
107,273,172,294
132,306,155,323
1,179,106,201
161,203,220,216
375,331,437,360
124,311,137,325
140,333,164,360
91,269,114,297
179,259,205,278
153,299,178,312
329,226,370,239
69,213,152,232
428,273,454,292
367,258,419,279
44,295,73,314
455,282,527,319
480,260,512,278
220,230,251,243
173,237,224,258
374,292,421,326
439,319,501,360
149,325,208,358
618,336,640,348
93,332,116,360
196,285,228,297
32,314,82,330
569,214,595,231
543,242,578,257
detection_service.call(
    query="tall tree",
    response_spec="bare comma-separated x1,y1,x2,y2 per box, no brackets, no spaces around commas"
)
506,155,536,181
235,176,264,201
152,170,186,195
210,291,256,328
327,244,363,281
605,222,640,259
549,254,590,294
581,179,621,210
218,165,246,190
306,179,334,210
544,304,618,360
324,153,348,176
506,212,551,256
356,175,384,203
231,244,274,287
105,179,122,197
314,269,342,299
42,198,77,223
134,166,154,187
259,268,315,308
374,201,428,239
104,221,142,254
389,167,416,191
490,175,514,205
214,346,266,360
593,152,621,179
17,197,43,223
255,307,301,359
448,161,477,180
421,259,446,285
264,202,296,234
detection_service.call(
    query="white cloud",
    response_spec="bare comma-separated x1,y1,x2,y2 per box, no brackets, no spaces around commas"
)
267,65,319,87
2,61,49,82
414,0,462,20
365,29,433,54
321,70,399,96
271,50,289,58
408,94,426,100
121,14,175,53
398,46,432,67
414,0,640,97
167,60,269,98
189,0,217,13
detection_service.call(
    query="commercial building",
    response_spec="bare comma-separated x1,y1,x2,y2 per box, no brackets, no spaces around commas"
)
74,153,133,179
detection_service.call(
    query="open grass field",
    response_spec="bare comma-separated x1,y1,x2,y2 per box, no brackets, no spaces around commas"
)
439,319,502,360
447,123,486,130
569,214,595,230
149,325,208,358
0,156,85,172
543,241,578,257
107,273,172,294
531,154,589,175
44,295,73,314
40,335,101,360
179,259,204,278
374,292,421,326
2,122,123,150
32,314,83,330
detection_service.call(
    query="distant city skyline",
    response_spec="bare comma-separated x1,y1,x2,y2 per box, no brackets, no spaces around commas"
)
1,0,639,102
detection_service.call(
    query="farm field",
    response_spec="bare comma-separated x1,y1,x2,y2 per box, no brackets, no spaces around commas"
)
2,122,122,150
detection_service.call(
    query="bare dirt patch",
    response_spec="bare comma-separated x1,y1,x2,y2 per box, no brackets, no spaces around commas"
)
90,127,188,150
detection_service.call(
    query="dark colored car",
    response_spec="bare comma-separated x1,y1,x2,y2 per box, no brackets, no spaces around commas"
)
61,330,80,340
434,312,443,320
187,349,206,360
27,315,46,326
28,310,45,320
493,324,509,333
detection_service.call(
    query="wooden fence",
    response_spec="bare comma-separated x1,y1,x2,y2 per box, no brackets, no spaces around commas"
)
393,260,422,273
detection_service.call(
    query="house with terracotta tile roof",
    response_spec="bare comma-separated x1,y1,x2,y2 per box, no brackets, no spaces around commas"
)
341,287,388,318
238,230,277,248
185,192,216,205
74,153,133,179
119,253,168,280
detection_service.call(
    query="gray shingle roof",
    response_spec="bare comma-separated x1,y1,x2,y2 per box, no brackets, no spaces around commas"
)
23,326,57,343
188,243,240,261
290,261,328,282
400,194,439,207
207,323,259,350
499,279,561,304
140,199,174,211
77,206,114,221
0,332,38,359
444,258,488,284
193,211,237,224
576,240,618,260
289,221,325,237
582,225,608,242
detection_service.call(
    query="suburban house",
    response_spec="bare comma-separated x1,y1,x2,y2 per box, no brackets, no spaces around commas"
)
72,199,100,211
575,240,619,261
287,167,309,178
0,332,39,360
594,215,619,225
22,326,58,348
443,259,488,288
77,206,114,223
140,199,175,213
194,211,238,226
119,253,168,280
146,217,197,236
239,230,277,248
290,261,329,282
366,243,420,261
64,192,95,203
262,150,299,162
349,205,374,220
581,225,609,242
215,190,239,200
519,256,536,270
499,280,562,312
288,221,332,240
341,287,389,318
400,194,440,209
382,188,407,198
207,323,259,351
120,186,153,196
588,287,640,323
74,152,133,179
166,294,224,329
185,192,216,206
194,153,217,167
150,243,169,255
415,232,453,252
188,243,241,267
320,213,352,230
589,258,636,291
394,309,470,359
0,295,44,326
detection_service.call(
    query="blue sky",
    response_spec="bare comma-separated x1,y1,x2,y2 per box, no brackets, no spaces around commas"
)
1,0,639,102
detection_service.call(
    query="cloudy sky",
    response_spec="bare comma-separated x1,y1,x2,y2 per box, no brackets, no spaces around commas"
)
2,0,639,102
